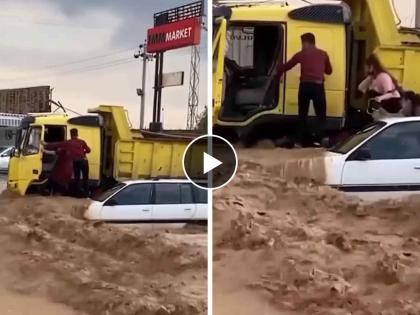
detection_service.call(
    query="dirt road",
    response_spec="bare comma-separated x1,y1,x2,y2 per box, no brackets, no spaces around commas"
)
0,189,207,315
214,147,420,315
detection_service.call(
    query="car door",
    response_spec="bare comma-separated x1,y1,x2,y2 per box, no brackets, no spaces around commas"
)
341,121,420,200
0,148,11,170
153,183,190,222
180,183,196,220
192,185,208,221
100,183,153,221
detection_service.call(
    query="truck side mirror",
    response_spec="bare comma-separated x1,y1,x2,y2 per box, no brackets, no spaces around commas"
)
351,148,371,161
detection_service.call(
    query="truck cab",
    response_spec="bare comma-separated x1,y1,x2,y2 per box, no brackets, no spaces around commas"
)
8,113,102,195
213,0,420,141
7,105,205,196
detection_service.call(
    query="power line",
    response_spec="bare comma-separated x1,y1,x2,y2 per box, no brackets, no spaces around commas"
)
44,47,137,69
0,47,136,83
0,58,136,85
53,59,136,76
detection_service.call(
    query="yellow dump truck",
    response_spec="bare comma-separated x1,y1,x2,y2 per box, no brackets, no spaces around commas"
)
213,0,420,141
8,105,204,195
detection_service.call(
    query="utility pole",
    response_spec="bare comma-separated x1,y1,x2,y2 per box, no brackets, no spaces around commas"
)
134,40,153,130
416,0,420,28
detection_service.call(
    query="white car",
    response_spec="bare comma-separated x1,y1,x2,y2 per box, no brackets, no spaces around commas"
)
0,147,13,172
85,179,208,223
284,117,420,202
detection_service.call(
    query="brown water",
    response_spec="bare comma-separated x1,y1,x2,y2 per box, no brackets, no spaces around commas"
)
214,147,420,315
0,192,207,315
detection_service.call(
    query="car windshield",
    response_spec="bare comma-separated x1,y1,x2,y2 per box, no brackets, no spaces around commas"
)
92,183,126,202
330,122,386,154
0,147,12,156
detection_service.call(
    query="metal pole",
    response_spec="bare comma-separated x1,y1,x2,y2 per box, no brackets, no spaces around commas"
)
416,0,420,28
152,53,160,123
140,45,147,130
156,52,164,123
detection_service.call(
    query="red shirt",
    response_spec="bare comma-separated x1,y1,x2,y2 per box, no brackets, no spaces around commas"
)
50,149,73,187
278,47,332,82
46,138,91,160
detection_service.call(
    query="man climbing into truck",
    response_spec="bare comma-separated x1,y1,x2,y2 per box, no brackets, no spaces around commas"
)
275,32,332,148
68,128,91,197
43,128,91,197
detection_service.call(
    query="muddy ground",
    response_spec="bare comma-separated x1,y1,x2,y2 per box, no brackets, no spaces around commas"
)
0,179,207,315
214,146,420,315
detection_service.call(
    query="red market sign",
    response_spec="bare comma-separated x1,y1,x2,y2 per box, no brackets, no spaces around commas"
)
147,17,201,53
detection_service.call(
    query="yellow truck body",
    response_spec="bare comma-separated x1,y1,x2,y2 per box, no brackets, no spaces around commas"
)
8,105,204,195
213,0,420,137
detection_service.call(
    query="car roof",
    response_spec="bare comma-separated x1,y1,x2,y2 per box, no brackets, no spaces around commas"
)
122,179,193,185
0,146,13,153
380,116,420,124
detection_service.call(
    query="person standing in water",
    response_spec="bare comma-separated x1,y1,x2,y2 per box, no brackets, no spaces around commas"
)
276,32,333,147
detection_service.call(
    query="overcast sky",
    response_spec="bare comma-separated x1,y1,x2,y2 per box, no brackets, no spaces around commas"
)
0,0,415,130
0,0,207,129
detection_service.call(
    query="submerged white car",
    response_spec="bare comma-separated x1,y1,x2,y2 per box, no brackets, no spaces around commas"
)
282,117,420,202
0,146,13,172
85,179,208,223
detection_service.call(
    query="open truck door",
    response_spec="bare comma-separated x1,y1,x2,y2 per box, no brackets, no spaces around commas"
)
8,124,43,195
212,15,227,126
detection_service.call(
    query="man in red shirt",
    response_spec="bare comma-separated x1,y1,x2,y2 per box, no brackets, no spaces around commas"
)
277,32,332,147
68,128,91,196
45,128,91,196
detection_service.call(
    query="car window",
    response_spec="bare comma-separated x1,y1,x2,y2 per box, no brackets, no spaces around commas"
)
330,122,385,154
193,186,207,204
358,122,420,160
93,183,126,202
23,127,41,156
109,184,152,205
180,184,193,204
1,147,11,157
154,183,180,204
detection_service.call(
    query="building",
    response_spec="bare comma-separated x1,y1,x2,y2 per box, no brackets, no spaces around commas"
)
0,113,24,148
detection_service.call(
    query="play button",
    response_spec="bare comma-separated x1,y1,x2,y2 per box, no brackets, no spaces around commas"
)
182,135,238,190
203,152,222,174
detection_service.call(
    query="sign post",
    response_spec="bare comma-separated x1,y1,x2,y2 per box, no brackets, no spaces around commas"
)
146,1,203,132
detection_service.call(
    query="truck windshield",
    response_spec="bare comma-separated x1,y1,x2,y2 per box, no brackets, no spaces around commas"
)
93,183,126,202
329,122,386,154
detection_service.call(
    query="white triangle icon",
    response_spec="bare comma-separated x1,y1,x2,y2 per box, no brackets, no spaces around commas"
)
203,152,223,174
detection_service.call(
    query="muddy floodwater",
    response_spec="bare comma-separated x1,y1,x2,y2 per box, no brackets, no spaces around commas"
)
0,180,207,315
214,146,420,315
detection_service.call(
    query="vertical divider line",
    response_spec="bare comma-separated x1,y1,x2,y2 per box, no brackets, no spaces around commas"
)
206,0,213,313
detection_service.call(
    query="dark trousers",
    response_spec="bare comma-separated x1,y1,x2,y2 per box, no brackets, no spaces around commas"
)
73,159,89,195
296,82,327,144
48,180,67,196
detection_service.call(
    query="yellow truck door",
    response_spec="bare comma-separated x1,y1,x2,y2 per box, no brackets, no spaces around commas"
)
8,125,43,195
212,17,227,125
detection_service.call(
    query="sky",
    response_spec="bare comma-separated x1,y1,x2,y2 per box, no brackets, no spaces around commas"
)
0,0,416,130
0,0,208,129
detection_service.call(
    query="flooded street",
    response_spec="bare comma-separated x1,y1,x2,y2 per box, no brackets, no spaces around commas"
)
214,147,420,315
0,177,207,314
